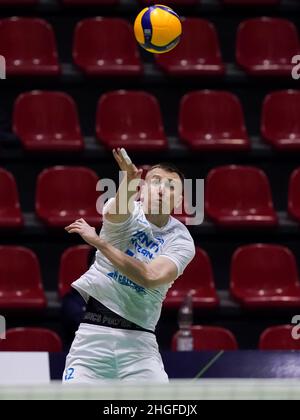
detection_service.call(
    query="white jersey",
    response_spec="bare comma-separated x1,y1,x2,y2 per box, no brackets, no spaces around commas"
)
72,198,196,332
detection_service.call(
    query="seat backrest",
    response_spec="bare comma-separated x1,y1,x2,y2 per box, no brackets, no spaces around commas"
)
236,17,299,65
156,18,222,61
96,90,164,138
59,245,93,297
0,328,62,352
73,18,138,63
0,246,43,292
172,325,238,351
170,247,215,291
0,168,21,211
205,165,274,212
0,17,58,61
262,90,300,141
259,325,300,350
231,244,300,290
179,91,246,137
36,166,99,213
13,91,81,137
288,167,300,217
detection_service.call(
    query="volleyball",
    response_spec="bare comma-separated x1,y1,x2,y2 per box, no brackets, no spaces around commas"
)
133,4,182,54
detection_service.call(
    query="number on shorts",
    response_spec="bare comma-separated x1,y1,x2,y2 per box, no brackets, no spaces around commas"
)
65,367,75,380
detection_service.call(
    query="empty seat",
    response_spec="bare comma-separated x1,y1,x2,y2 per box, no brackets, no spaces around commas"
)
179,90,249,151
13,91,84,151
205,165,277,227
0,328,62,352
0,168,23,228
172,326,238,351
236,18,300,76
230,244,300,308
96,90,167,151
259,325,300,350
59,245,93,297
0,18,60,76
0,246,46,309
36,166,101,227
288,167,300,223
73,18,142,76
155,18,224,76
165,247,219,309
261,90,300,150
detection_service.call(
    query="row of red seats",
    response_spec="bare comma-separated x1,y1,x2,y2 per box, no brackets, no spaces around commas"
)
0,324,298,352
0,244,300,310
0,0,283,6
172,325,300,351
1,165,300,229
9,89,300,152
0,17,298,76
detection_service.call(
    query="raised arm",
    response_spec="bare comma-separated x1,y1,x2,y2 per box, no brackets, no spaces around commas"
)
104,148,142,224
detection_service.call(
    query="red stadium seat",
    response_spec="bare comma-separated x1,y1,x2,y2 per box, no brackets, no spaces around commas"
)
0,168,23,228
96,91,167,151
165,247,219,309
222,0,280,5
288,168,300,223
63,0,119,4
73,18,142,76
179,91,249,151
259,325,300,350
236,18,300,76
261,90,300,150
205,166,277,227
36,166,101,227
0,328,62,352
0,18,60,76
0,246,46,309
59,245,92,297
13,91,84,152
172,326,238,351
230,244,300,308
155,19,224,76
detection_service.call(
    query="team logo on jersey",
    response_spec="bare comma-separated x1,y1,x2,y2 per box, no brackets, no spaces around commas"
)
106,270,146,294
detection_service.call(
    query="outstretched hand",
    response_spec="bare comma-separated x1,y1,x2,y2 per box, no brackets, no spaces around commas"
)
65,218,99,247
112,148,143,180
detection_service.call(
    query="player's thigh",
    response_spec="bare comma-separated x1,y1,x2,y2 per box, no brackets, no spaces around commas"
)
120,354,169,383
117,332,169,383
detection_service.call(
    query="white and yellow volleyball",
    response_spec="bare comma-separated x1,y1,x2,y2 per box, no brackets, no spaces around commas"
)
134,4,182,54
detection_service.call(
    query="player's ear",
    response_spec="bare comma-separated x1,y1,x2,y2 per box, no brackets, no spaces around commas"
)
139,182,145,202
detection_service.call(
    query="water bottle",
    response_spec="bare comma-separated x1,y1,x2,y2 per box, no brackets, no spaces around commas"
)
176,293,194,351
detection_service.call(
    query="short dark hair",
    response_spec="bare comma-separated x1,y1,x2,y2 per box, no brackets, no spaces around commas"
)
147,162,185,187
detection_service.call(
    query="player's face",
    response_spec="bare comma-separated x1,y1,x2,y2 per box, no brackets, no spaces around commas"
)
141,168,183,215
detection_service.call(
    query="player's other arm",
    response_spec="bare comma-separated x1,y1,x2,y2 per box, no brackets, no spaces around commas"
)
104,148,142,224
65,219,178,288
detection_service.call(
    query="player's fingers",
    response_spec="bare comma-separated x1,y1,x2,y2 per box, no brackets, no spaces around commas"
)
112,148,122,164
113,148,126,170
67,228,81,234
120,148,132,166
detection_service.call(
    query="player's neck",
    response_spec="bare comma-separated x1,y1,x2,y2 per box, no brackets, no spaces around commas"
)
145,213,170,228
